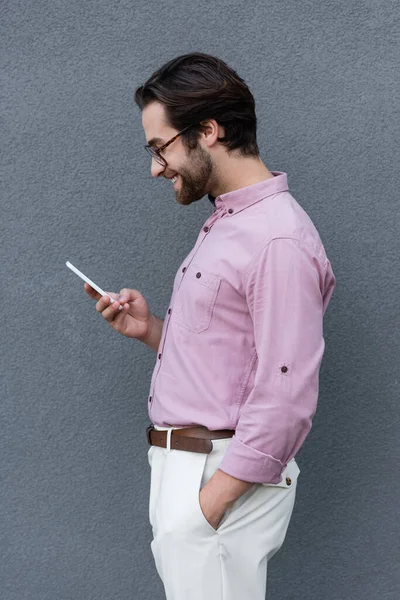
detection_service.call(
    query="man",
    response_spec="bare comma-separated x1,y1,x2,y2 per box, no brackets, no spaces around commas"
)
84,53,336,600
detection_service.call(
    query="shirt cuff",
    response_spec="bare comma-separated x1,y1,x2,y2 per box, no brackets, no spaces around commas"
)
218,436,284,484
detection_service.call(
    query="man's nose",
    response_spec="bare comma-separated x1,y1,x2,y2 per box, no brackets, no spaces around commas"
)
151,158,166,178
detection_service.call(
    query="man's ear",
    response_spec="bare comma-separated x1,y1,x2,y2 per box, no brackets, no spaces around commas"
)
199,119,223,148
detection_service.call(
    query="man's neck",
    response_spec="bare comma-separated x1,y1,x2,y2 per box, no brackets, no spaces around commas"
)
209,155,274,198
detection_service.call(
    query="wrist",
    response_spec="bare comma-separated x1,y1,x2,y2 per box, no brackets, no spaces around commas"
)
206,469,253,506
141,313,163,351
140,313,154,342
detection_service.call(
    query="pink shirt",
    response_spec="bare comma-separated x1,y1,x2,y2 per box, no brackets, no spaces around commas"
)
148,172,336,484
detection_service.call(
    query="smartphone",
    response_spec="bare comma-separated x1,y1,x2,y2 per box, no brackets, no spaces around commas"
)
66,261,123,309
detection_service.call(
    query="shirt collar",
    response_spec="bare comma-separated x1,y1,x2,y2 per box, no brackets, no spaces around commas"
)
208,171,288,214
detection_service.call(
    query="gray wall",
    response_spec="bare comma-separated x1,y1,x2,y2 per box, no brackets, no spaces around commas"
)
1,1,399,599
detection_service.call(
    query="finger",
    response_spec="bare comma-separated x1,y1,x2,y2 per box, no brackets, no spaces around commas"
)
96,294,124,320
84,282,101,300
105,291,125,310
95,295,116,313
101,299,124,322
95,290,121,310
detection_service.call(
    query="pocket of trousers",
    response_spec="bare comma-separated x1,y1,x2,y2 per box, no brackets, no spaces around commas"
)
152,448,220,538
216,483,258,531
193,453,219,535
192,439,234,534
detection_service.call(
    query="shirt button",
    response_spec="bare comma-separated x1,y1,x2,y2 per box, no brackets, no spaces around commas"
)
168,308,172,314
281,366,288,373
203,226,209,232
286,477,292,486
149,396,152,403
228,208,234,214
158,353,162,359
196,272,201,279
182,267,186,273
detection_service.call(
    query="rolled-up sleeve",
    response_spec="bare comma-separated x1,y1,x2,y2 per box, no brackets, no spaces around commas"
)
219,237,335,484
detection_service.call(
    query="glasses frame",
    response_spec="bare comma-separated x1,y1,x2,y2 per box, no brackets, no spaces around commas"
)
144,124,196,166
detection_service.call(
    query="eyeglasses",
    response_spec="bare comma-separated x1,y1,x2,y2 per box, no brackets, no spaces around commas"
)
144,124,195,166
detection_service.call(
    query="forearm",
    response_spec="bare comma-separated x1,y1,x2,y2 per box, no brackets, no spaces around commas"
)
141,314,164,352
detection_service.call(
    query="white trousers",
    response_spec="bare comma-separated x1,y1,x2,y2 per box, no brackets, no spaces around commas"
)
148,436,300,600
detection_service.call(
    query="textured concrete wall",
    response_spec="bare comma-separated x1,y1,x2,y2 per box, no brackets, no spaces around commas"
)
1,1,399,599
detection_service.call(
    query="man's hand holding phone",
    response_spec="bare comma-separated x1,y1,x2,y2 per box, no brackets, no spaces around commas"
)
84,283,152,341
66,261,163,351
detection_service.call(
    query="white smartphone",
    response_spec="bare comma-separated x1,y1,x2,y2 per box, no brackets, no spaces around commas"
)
66,261,123,309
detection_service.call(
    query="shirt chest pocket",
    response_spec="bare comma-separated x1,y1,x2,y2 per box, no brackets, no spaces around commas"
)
172,265,221,333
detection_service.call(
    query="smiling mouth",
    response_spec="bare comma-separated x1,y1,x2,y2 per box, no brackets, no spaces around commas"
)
171,175,181,190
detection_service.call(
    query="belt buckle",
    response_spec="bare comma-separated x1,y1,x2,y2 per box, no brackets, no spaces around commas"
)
146,425,154,445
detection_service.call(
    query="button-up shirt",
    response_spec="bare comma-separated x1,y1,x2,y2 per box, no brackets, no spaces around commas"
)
148,171,336,484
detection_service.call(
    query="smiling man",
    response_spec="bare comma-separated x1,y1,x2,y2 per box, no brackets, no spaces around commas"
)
85,53,336,600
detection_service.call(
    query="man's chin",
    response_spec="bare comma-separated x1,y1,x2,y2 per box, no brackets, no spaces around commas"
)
175,186,209,205
175,191,201,206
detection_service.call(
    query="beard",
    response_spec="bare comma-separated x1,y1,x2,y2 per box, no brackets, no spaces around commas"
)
175,144,213,206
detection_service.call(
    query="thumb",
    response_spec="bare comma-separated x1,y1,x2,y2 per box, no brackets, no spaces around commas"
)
117,288,143,304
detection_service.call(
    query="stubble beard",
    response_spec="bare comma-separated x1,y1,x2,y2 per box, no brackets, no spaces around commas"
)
175,145,213,206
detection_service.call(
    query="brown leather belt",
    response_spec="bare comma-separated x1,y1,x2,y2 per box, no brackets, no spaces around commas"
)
146,425,235,454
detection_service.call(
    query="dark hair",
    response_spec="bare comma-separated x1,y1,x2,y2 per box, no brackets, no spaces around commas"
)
134,53,259,157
